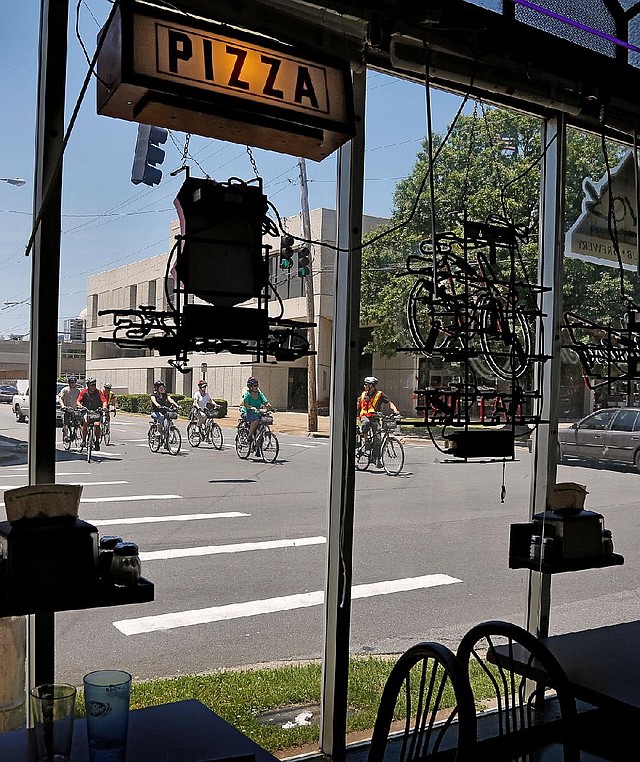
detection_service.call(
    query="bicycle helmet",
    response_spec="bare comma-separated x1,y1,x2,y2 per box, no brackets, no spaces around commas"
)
246,376,259,386
86,377,97,385
198,380,207,387
67,374,77,382
104,383,112,389
153,379,165,388
364,376,379,385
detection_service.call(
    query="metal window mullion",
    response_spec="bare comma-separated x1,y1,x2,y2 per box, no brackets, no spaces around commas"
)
320,66,366,760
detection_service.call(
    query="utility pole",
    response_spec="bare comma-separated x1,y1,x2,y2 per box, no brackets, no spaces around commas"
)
298,158,318,432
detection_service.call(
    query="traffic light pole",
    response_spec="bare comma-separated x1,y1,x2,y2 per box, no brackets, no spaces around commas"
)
298,158,318,433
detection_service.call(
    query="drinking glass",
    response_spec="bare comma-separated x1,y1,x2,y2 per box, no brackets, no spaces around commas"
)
83,670,131,762
30,683,77,762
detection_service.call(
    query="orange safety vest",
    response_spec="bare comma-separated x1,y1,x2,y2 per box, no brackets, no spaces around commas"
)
358,390,383,419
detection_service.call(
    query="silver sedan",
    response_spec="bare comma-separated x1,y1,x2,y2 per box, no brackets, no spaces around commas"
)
559,407,640,471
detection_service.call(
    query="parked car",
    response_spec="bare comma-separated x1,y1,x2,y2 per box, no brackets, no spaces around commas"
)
0,385,18,404
12,381,66,426
558,407,640,471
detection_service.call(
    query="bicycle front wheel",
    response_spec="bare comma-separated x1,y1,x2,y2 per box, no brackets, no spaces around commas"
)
235,428,251,459
103,422,111,446
167,426,181,455
187,422,202,447
261,431,279,463
148,426,161,453
210,422,223,450
355,431,370,471
86,430,93,463
63,427,72,451
381,436,404,475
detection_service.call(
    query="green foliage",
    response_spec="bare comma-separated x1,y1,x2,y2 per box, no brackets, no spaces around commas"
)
361,104,629,356
116,394,227,418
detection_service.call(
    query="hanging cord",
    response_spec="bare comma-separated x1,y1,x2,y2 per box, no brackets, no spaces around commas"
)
246,146,261,179
424,51,438,266
25,0,121,257
457,102,480,216
168,132,210,178
501,458,507,503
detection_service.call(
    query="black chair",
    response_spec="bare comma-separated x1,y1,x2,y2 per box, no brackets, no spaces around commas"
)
368,641,477,762
456,620,587,762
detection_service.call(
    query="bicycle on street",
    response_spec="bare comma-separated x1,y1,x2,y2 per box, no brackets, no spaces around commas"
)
61,406,84,452
148,406,182,455
235,408,279,463
187,406,223,449
79,407,105,463
102,405,116,446
356,413,405,475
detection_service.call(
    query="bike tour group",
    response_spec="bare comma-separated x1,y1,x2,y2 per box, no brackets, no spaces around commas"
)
56,373,406,474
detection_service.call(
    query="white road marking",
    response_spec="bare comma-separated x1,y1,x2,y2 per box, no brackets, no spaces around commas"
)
282,443,318,448
1,481,129,490
0,494,181,507
92,511,249,527
113,574,462,635
140,535,325,561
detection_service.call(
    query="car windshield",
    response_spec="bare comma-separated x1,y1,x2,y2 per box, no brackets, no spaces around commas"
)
56,383,65,394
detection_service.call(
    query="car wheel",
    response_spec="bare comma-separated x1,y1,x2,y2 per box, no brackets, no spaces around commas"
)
635,450,640,475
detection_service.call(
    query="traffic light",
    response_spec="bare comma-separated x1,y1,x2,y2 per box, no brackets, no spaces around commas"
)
131,124,168,186
279,235,294,269
297,246,311,277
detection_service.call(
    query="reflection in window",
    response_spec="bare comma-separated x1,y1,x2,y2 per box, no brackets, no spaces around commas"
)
579,409,617,429
613,409,639,431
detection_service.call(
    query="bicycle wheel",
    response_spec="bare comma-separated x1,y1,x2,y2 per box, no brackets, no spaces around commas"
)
479,299,532,380
355,431,370,471
167,426,181,455
148,425,161,453
103,421,111,446
63,424,72,451
86,429,94,463
210,422,223,450
261,431,279,463
381,436,405,476
235,428,251,459
187,422,202,447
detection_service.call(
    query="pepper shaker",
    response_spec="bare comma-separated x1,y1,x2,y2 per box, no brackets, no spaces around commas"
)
111,542,141,587
98,535,123,584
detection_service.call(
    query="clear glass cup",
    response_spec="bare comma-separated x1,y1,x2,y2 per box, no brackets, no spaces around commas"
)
83,670,131,762
30,683,77,762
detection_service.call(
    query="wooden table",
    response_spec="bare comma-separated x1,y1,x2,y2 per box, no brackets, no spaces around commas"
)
0,698,281,762
493,620,640,715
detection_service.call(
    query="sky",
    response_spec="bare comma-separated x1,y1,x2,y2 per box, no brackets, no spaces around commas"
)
0,1,466,339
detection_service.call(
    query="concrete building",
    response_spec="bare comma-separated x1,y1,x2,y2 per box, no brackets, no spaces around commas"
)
0,338,85,383
85,208,419,413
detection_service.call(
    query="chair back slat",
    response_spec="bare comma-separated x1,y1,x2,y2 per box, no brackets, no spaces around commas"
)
368,642,477,762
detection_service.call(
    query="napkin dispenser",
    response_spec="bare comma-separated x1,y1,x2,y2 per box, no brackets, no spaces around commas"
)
533,509,604,560
0,517,99,601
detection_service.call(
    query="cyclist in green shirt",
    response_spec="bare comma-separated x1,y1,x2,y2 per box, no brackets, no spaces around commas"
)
240,376,272,441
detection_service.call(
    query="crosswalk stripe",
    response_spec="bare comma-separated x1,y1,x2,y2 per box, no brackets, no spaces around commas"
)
113,574,462,635
140,535,325,561
1,481,129,490
0,494,181,508
93,511,249,527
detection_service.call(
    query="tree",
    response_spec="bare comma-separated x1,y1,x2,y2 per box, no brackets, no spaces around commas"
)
361,104,628,356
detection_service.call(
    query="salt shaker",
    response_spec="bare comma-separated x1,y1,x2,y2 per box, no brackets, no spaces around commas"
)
111,542,141,587
98,535,123,583
529,535,541,563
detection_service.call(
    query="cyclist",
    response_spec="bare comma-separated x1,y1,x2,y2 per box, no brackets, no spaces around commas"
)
58,374,81,442
192,380,219,424
77,377,108,451
101,382,117,420
241,376,272,444
357,376,400,466
150,380,180,441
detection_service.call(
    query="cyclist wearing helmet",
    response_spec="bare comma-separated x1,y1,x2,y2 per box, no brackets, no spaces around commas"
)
192,380,218,424
78,378,108,450
357,376,400,465
241,377,272,441
58,375,81,442
101,382,117,421
150,380,179,436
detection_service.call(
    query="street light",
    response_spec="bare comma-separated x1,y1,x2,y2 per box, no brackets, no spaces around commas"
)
0,178,26,186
